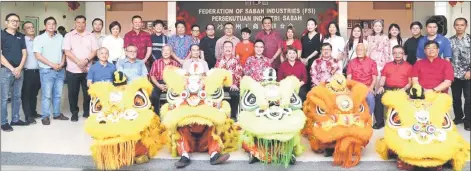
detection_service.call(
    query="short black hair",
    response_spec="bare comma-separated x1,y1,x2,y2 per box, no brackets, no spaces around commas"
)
392,45,404,51
454,17,468,25
424,40,439,49
57,26,66,31
321,43,332,49
5,13,19,21
92,18,103,25
224,22,234,27
152,20,165,27
254,39,264,46
175,20,186,28
191,24,200,30
205,24,215,30
131,15,142,21
241,27,251,34
410,21,423,30
223,41,233,47
262,16,273,23
74,15,86,21
425,18,438,27
22,21,33,30
325,21,341,39
109,21,121,32
43,16,56,26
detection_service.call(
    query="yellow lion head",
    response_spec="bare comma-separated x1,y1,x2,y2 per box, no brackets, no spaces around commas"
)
160,66,239,157
376,84,470,170
84,76,166,170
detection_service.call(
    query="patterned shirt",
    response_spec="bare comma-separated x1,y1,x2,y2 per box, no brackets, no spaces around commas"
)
310,56,340,87
215,55,243,87
123,30,152,60
149,58,180,81
450,34,471,80
367,34,391,72
244,56,271,82
168,34,193,59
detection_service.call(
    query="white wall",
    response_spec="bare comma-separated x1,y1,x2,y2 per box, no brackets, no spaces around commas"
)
448,1,471,35
85,2,105,34
1,1,85,32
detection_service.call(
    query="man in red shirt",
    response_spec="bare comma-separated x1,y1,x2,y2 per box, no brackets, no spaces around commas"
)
411,40,454,93
347,43,378,115
124,15,152,70
255,17,282,69
149,45,180,115
373,45,412,129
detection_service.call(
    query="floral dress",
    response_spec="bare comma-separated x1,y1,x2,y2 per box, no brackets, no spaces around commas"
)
367,34,391,73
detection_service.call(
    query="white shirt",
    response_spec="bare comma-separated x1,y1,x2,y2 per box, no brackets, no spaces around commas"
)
102,35,125,63
323,36,345,59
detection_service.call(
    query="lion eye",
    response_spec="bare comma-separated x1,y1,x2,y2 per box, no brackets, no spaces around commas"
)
316,106,326,115
134,89,149,108
91,98,102,114
442,113,451,130
388,109,401,127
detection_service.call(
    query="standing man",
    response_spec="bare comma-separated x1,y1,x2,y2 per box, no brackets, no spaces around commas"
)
92,18,106,48
255,17,283,70
416,18,452,61
373,45,412,129
34,16,69,125
215,22,240,59
1,13,28,131
63,15,98,122
450,17,470,131
347,43,378,115
151,20,168,62
215,41,243,120
21,21,42,124
199,24,218,69
403,21,424,65
190,24,200,45
124,15,152,70
168,21,192,63
412,40,454,93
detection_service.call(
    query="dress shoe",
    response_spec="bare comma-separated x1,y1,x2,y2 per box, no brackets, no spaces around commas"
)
34,113,42,118
453,119,463,125
373,123,385,129
324,148,334,157
26,118,37,125
210,152,230,165
53,114,69,120
71,115,79,122
1,123,13,132
10,120,29,126
83,113,89,118
248,153,259,164
464,123,470,131
174,156,191,168
42,118,50,125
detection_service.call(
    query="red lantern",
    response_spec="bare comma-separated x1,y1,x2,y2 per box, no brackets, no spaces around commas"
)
105,1,112,11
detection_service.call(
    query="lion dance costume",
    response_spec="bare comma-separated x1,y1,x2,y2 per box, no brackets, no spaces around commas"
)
376,84,470,171
302,74,373,168
84,71,166,170
239,68,306,168
160,63,239,168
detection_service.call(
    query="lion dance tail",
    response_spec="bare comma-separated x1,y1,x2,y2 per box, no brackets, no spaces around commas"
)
333,136,365,168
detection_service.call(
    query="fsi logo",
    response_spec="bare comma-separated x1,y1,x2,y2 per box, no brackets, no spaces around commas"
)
245,1,268,6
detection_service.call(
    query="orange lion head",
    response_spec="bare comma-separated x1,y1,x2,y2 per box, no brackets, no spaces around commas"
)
302,74,373,148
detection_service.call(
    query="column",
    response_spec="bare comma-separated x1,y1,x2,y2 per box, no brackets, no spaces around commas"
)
338,2,348,40
167,1,177,35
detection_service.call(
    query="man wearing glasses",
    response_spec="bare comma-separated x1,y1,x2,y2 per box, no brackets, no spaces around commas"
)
199,24,218,69
373,45,412,129
116,44,148,82
215,22,240,59
190,24,200,45
1,13,28,131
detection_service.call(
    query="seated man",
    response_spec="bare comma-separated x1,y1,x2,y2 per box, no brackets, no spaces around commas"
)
347,43,377,115
373,45,412,129
149,45,180,115
116,45,148,82
182,44,209,73
87,47,116,87
215,41,243,120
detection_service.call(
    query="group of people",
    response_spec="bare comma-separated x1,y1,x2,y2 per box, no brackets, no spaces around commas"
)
1,12,470,132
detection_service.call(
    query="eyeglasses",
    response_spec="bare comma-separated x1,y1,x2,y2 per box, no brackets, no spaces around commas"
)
126,50,137,53
23,26,34,30
392,52,404,54
192,30,200,32
8,20,19,23
224,27,233,30
321,48,332,51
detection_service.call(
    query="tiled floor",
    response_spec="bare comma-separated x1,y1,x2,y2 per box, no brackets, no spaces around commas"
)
1,85,470,170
